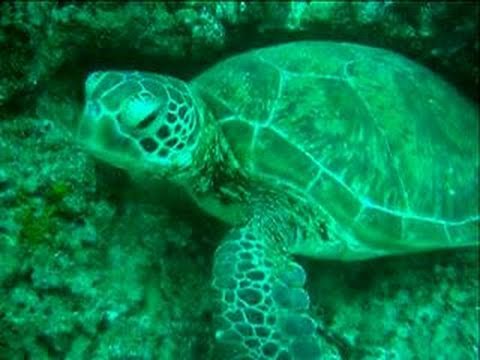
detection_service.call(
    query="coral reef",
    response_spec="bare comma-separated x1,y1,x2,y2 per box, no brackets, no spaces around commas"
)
0,117,215,358
0,2,478,113
0,2,477,359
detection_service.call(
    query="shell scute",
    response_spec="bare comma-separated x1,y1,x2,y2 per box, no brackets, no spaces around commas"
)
193,41,478,255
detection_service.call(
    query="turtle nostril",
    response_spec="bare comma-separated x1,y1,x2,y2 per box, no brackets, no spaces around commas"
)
85,101,101,118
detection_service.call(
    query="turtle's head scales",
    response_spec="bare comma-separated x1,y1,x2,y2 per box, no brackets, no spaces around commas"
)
78,70,207,182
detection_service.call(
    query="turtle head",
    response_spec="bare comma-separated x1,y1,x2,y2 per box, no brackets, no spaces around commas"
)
79,71,209,182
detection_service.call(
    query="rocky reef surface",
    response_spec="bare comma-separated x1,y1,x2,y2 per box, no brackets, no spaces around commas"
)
0,2,478,359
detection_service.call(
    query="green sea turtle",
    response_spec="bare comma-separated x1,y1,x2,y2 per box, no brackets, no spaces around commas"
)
78,41,479,359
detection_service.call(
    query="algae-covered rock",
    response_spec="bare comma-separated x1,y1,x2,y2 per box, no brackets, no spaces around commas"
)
0,2,478,112
306,249,478,359
0,2,478,359
0,116,215,358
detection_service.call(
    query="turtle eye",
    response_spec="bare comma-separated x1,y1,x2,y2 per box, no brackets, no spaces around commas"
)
136,107,161,130
121,94,162,129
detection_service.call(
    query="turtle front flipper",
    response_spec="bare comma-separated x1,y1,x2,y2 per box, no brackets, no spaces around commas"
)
213,226,321,359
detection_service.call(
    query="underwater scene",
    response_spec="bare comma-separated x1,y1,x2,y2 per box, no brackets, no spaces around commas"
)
0,2,478,359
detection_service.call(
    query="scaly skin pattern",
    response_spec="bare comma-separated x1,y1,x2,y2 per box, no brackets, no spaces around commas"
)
213,222,322,360
78,41,479,359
